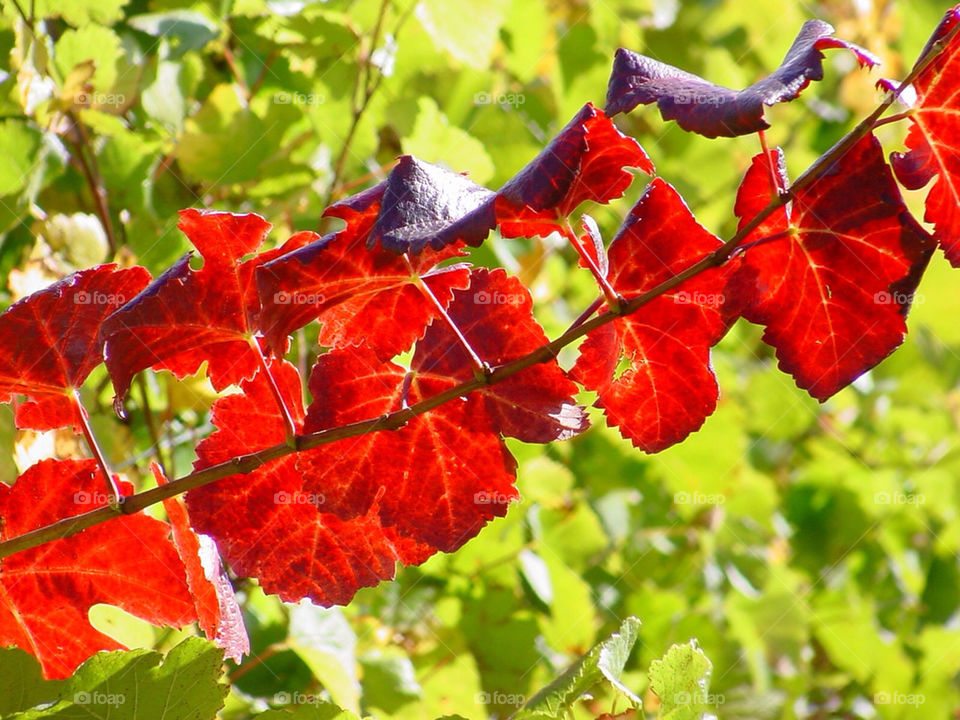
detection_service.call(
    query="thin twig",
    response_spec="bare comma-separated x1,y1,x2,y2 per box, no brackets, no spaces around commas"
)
324,0,393,207
249,48,279,98
566,296,604,334
222,43,250,100
67,113,117,258
872,110,914,129
136,374,170,474
9,0,32,28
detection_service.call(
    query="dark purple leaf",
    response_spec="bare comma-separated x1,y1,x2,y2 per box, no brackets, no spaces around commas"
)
605,20,878,138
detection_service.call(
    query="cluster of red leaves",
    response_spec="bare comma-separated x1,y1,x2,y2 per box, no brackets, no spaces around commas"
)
0,268,248,678
0,6,958,679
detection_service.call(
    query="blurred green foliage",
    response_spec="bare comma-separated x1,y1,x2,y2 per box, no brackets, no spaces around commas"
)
1,0,959,718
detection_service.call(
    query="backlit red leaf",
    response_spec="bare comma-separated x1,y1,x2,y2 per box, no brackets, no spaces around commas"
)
496,103,654,239
606,20,878,138
890,5,960,266
571,179,733,452
413,268,588,443
101,210,315,404
0,265,149,431
185,359,517,605
0,459,196,679
257,188,471,359
156,464,248,664
733,136,933,400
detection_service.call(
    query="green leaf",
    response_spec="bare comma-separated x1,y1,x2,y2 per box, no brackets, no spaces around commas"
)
518,549,553,607
53,25,122,92
9,637,228,719
288,603,361,714
0,648,64,716
358,650,422,713
33,0,129,26
127,11,220,59
512,616,641,720
258,701,361,720
414,0,509,69
139,55,202,134
648,640,713,720
403,97,495,185
0,120,44,196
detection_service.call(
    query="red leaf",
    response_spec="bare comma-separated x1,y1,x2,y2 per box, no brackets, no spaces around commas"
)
101,210,315,404
155,464,248,664
257,195,471,360
606,20,878,138
413,268,588,443
733,136,933,400
890,5,960,266
0,265,150,431
497,103,654,239
571,179,733,452
0,459,196,679
186,358,517,605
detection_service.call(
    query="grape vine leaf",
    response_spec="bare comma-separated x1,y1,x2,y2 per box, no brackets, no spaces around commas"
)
890,5,960,266
572,179,734,452
648,641,714,720
513,616,641,720
154,464,249,664
101,209,315,407
413,268,587,443
5,637,228,720
0,459,197,679
353,154,496,254
0,265,149,431
732,136,933,400
495,103,654,240
185,357,516,605
605,20,878,138
257,702,361,720
257,186,471,360
0,646,61,716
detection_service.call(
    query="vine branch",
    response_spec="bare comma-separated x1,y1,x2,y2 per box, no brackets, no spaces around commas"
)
0,21,954,561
